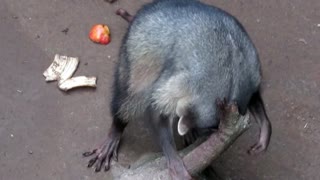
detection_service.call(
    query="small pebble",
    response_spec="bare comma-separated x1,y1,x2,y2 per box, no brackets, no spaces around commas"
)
10,134,14,138
28,150,33,155
17,90,23,93
317,24,320,27
107,55,111,59
61,28,69,35
298,38,307,44
84,62,88,66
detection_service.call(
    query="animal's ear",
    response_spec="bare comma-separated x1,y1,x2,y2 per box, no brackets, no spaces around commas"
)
177,115,192,136
176,98,194,136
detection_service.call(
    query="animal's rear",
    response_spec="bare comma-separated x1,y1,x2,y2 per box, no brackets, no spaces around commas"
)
118,0,261,126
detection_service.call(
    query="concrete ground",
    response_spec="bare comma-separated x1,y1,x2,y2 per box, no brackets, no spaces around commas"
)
0,0,319,179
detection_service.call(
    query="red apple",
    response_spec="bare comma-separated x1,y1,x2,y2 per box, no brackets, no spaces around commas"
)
89,24,111,45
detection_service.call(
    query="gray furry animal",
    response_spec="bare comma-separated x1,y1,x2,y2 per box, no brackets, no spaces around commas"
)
84,0,272,179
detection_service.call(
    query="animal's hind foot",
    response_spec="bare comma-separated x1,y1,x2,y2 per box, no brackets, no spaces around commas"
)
83,131,121,172
247,141,267,155
247,126,270,155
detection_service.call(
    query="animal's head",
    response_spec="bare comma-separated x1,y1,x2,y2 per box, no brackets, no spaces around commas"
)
176,98,220,136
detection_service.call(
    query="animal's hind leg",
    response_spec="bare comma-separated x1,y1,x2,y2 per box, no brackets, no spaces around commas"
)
248,91,272,154
83,64,129,172
150,112,194,180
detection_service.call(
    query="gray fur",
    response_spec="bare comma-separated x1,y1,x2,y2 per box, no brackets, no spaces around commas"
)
115,0,261,130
